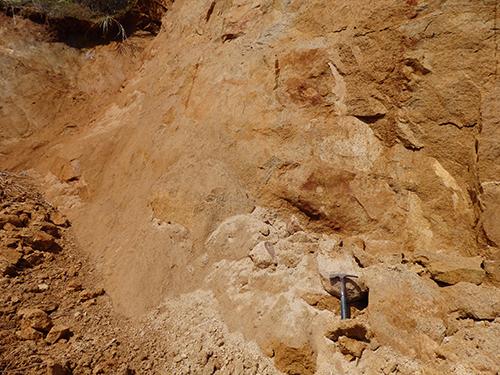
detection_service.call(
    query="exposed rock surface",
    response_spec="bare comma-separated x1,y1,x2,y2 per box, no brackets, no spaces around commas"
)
2,0,500,373
444,282,500,321
412,251,486,285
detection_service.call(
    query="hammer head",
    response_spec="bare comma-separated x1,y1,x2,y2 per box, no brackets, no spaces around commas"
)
328,274,358,281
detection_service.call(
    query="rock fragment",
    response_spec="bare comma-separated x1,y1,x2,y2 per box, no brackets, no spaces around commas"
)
337,336,367,360
1,262,17,276
16,326,44,341
3,222,17,231
0,247,23,266
34,221,61,238
19,308,54,333
249,241,277,269
19,228,55,251
24,250,44,266
444,282,500,320
0,214,24,228
301,292,339,313
46,359,71,375
67,280,83,291
79,288,105,301
49,210,70,227
363,265,447,357
325,318,371,341
325,317,371,360
45,325,70,344
272,342,316,375
412,251,485,285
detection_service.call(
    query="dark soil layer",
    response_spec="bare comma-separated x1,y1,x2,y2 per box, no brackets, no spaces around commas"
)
0,0,168,47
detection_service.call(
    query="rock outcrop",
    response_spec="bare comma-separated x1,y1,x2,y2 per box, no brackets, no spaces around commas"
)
2,0,500,373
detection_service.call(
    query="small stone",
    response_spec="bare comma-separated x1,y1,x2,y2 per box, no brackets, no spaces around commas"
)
350,247,376,268
16,326,43,341
19,308,54,333
45,325,70,344
196,350,210,366
202,358,216,375
31,208,48,222
0,247,23,266
249,242,276,269
3,222,17,231
337,336,367,360
49,211,70,227
82,298,97,307
0,214,23,228
259,227,270,236
35,221,60,238
302,292,340,313
79,288,105,301
52,338,68,348
383,362,398,375
46,359,71,375
19,213,29,225
25,251,44,266
39,302,58,313
19,229,55,251
66,265,79,277
67,280,83,291
367,338,379,351
287,231,316,243
483,259,500,285
1,262,17,277
4,238,19,248
38,283,49,291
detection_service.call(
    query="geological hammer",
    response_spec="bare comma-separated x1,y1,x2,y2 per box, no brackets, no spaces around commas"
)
328,274,358,319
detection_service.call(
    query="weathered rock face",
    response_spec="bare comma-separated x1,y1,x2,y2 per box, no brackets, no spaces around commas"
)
412,251,485,285
3,0,500,373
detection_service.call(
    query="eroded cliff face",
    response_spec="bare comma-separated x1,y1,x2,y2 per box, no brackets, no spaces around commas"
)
2,0,500,373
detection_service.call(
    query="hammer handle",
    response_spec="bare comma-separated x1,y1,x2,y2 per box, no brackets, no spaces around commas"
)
340,281,348,319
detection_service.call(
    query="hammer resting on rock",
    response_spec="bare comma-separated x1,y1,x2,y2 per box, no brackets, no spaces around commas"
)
328,274,358,319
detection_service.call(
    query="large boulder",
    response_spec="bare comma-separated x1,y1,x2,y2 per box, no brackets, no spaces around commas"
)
363,265,448,358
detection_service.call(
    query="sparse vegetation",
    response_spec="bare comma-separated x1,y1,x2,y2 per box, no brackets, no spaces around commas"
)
0,0,131,20
0,0,135,42
96,14,127,41
2,0,134,18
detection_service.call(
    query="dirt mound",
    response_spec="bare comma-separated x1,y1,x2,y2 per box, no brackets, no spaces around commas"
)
0,173,278,375
0,171,130,374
